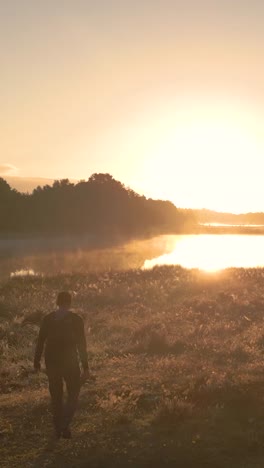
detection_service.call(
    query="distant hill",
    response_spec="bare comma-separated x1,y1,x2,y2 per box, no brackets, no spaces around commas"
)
192,208,264,226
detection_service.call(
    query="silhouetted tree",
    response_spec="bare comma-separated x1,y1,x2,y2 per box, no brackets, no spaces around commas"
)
0,174,195,236
0,178,22,231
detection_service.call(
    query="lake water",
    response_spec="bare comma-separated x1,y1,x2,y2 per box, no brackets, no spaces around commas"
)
143,234,264,271
2,233,264,277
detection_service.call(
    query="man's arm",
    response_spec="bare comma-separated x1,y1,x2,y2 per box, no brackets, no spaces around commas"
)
34,317,48,370
76,317,89,373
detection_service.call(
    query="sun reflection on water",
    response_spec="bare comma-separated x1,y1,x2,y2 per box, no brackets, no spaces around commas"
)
143,235,264,271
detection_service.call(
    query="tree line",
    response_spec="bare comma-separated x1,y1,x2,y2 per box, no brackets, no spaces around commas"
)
0,173,195,237
194,209,264,226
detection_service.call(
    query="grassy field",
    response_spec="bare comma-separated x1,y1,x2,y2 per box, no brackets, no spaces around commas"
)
1,266,264,467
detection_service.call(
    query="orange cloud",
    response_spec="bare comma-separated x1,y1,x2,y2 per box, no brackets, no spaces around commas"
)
0,164,18,175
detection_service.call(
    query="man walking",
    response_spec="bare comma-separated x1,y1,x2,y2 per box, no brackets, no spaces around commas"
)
34,291,90,439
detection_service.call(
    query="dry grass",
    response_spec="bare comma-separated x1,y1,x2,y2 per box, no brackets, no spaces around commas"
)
1,266,264,466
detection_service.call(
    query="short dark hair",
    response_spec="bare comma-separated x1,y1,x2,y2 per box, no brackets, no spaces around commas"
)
56,291,72,307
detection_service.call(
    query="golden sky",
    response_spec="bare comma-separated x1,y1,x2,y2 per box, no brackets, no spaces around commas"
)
1,1,264,213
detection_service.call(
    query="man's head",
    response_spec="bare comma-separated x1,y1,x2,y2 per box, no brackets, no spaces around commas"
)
56,291,72,309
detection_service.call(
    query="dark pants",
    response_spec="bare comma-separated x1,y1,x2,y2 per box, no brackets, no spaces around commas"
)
46,365,81,433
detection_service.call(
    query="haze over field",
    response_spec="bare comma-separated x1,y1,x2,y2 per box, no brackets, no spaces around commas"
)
1,1,264,213
3,4,264,467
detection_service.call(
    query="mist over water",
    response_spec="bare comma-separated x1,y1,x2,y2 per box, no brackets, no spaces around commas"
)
2,233,264,278
0,235,173,278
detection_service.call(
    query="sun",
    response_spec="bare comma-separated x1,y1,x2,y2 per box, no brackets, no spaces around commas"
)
138,103,263,213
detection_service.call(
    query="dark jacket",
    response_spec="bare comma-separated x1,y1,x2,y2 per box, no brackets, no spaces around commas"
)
34,311,88,370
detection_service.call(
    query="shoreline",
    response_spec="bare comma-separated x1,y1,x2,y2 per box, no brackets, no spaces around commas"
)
1,223,264,243
194,224,264,235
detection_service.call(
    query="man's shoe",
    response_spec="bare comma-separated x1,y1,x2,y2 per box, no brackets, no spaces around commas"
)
62,428,72,439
